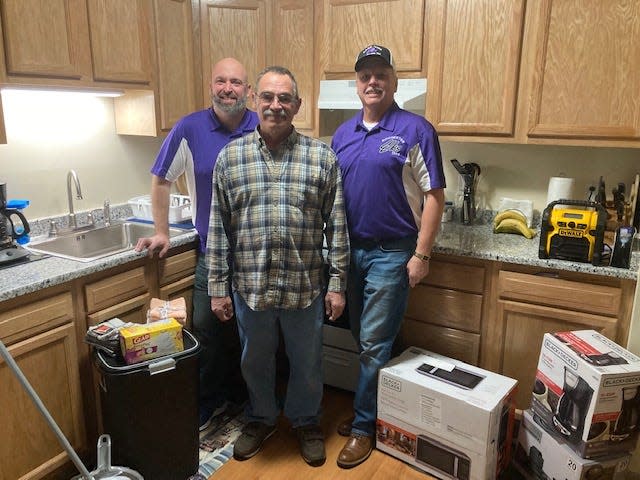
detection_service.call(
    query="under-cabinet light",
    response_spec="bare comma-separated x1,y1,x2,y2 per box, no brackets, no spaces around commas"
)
0,86,125,97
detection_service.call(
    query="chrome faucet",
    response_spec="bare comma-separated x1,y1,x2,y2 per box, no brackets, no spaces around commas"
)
103,199,111,227
67,169,83,229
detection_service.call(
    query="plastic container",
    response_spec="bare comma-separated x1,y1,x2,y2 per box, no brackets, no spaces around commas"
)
128,194,191,223
94,330,200,480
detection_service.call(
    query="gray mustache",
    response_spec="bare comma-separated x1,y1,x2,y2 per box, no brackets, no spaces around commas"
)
263,109,287,118
365,87,383,94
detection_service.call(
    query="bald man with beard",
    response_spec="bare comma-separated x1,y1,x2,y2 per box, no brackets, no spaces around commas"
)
136,58,259,432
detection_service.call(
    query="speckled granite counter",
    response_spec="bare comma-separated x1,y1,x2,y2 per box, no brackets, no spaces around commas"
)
0,229,198,303
0,219,637,304
434,221,639,281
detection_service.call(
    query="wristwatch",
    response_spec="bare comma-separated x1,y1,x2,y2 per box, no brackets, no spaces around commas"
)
413,251,430,262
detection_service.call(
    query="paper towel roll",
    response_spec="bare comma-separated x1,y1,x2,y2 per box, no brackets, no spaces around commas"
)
547,176,575,206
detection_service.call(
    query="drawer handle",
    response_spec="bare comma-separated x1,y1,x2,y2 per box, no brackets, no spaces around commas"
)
533,272,559,278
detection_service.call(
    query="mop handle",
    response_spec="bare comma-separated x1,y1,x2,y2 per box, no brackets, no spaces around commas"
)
0,339,95,480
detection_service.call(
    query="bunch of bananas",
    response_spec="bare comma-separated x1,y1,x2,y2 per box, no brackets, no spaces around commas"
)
493,209,537,239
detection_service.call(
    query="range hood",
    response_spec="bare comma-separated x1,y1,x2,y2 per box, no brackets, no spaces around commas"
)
318,78,427,111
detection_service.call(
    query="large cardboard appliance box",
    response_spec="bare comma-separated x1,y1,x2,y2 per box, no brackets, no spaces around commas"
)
376,347,518,480
516,409,630,480
530,330,640,458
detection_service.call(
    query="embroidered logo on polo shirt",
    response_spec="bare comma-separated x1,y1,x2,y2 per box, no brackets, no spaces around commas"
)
379,136,406,156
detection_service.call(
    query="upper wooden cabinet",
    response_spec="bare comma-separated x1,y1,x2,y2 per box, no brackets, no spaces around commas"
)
0,0,154,87
199,0,267,107
0,0,92,81
87,0,154,85
152,0,198,132
523,0,640,145
425,0,525,137
267,0,315,132
319,0,426,75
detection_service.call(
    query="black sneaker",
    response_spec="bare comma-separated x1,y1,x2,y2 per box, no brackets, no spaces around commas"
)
295,424,326,467
233,421,276,460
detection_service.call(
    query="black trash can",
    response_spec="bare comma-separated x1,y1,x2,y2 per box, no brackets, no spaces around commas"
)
94,329,200,480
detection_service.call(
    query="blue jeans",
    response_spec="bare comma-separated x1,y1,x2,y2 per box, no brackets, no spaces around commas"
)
233,292,324,427
192,254,244,411
348,238,414,436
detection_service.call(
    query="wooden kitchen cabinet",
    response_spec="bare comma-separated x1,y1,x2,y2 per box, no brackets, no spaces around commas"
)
318,0,426,75
0,0,154,88
86,0,154,85
521,0,640,146
268,0,315,132
0,291,85,480
0,0,92,82
199,0,267,106
398,255,488,365
424,0,525,138
486,268,636,409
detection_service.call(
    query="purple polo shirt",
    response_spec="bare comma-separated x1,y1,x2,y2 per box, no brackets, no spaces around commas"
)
331,103,445,242
151,108,259,253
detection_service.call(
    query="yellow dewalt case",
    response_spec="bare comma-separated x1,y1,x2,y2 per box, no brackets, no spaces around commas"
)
538,200,607,266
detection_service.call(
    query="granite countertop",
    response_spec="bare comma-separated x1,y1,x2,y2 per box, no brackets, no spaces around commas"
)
0,217,638,304
434,220,639,281
0,229,198,303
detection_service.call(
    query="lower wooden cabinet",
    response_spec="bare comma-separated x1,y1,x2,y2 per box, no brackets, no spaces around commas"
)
401,258,636,412
486,269,633,409
0,244,197,479
0,322,84,480
398,256,487,365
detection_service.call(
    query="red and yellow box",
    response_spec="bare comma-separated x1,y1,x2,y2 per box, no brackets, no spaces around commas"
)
119,318,184,365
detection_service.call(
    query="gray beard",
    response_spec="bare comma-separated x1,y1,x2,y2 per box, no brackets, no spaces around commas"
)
212,94,247,115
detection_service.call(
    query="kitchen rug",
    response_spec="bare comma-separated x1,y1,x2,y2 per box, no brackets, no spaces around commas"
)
198,403,246,478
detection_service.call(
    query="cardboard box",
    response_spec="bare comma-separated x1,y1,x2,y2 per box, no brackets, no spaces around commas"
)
119,318,184,365
530,330,640,458
516,409,630,480
376,347,518,480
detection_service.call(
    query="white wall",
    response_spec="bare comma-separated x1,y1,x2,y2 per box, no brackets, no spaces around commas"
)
0,90,164,220
441,141,639,215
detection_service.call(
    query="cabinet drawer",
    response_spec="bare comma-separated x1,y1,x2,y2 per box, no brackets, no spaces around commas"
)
406,284,482,333
399,318,480,365
158,250,197,286
87,293,150,326
0,292,74,345
422,259,485,294
498,271,622,317
85,266,147,313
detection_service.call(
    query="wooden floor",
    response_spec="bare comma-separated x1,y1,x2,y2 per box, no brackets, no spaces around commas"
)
210,386,435,480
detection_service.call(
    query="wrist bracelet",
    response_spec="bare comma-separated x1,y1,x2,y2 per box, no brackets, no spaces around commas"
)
413,251,430,262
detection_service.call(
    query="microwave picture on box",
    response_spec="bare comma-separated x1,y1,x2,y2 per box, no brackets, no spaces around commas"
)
415,434,471,480
416,362,485,390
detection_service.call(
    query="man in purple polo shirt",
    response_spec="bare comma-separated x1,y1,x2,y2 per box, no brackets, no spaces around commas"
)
135,57,259,432
331,44,446,468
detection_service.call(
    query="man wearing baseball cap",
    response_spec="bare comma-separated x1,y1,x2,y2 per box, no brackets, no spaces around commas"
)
331,44,446,468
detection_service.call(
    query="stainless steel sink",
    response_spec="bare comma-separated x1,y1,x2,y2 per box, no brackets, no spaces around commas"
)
27,221,188,262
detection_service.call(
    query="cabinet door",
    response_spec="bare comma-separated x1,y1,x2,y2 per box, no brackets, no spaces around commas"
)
268,0,314,131
87,0,154,84
0,323,85,480
152,0,198,131
496,299,618,409
320,0,425,74
425,0,525,137
200,0,267,106
525,0,640,143
0,0,91,80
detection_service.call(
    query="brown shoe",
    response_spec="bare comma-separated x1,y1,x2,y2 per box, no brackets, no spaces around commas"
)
337,416,354,437
337,433,373,469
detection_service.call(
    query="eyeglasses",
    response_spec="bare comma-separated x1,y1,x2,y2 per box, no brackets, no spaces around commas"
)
257,92,297,105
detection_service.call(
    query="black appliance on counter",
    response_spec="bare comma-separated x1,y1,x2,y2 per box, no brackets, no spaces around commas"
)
0,183,31,266
450,158,481,225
